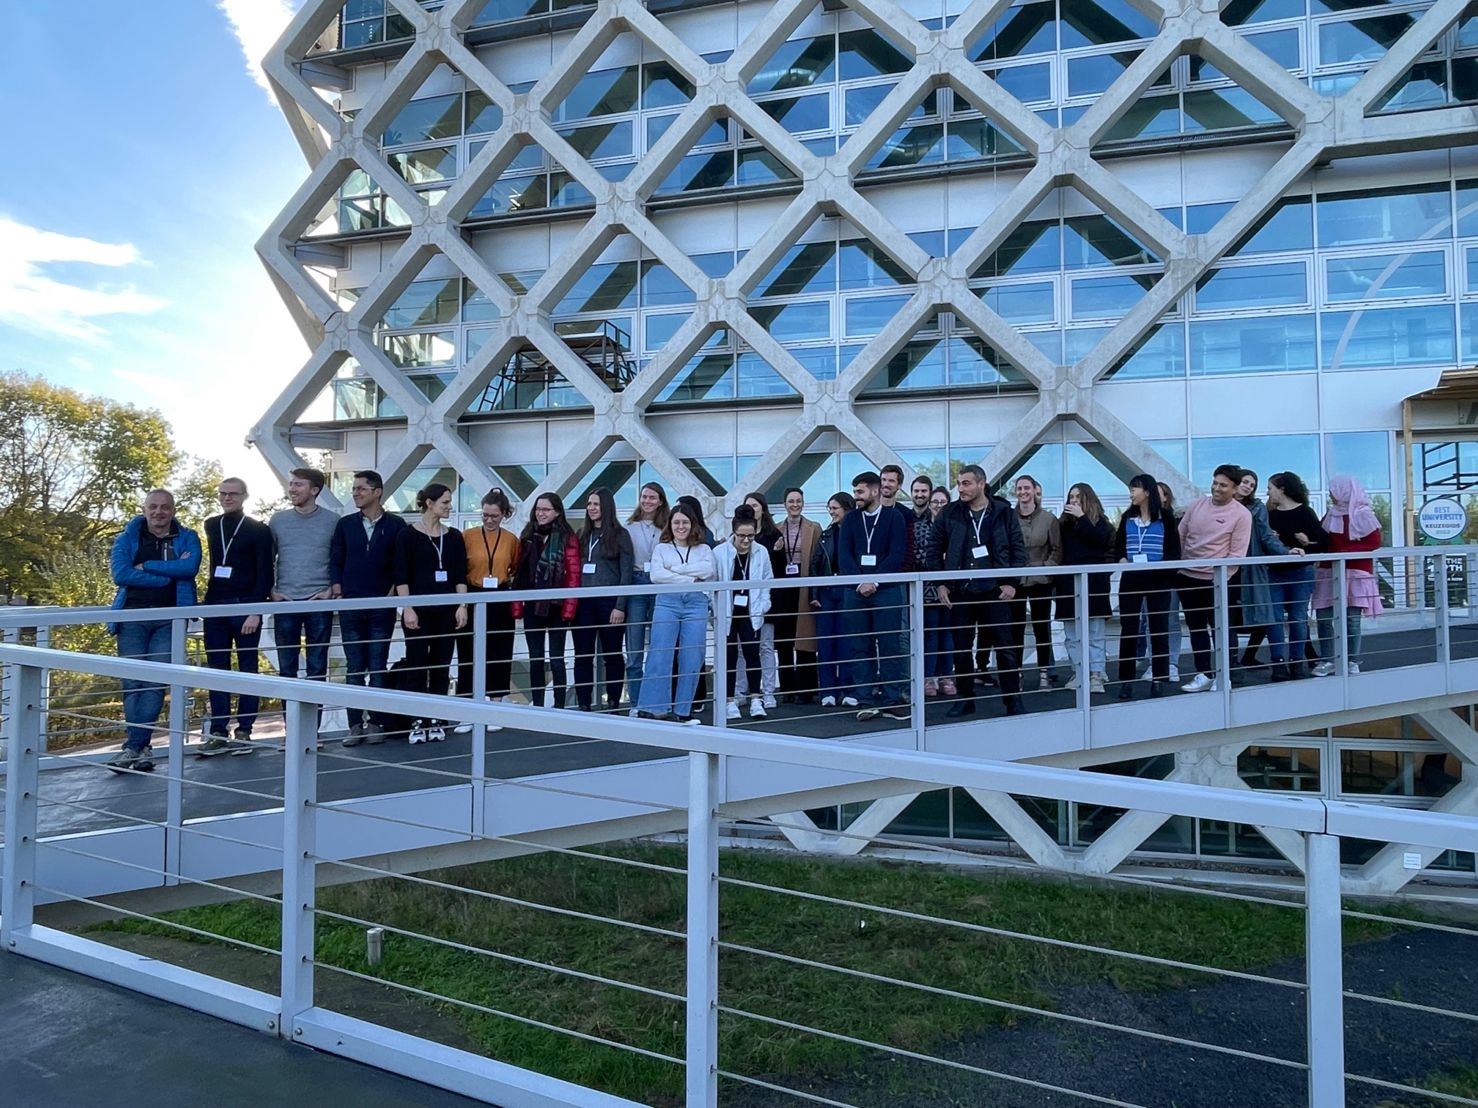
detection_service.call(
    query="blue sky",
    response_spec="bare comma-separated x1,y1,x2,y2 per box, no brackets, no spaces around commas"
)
0,1,309,497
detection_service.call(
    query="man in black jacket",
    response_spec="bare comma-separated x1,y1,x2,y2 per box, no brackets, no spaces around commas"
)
935,465,1028,716
200,477,275,754
330,469,407,745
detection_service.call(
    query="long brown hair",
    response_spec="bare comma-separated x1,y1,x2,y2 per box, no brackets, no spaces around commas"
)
627,481,670,529
659,503,703,547
1067,482,1106,526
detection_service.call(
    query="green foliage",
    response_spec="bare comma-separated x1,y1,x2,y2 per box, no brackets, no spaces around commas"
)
0,371,225,603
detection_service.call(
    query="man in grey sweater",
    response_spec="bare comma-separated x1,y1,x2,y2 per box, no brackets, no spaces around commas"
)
269,467,339,694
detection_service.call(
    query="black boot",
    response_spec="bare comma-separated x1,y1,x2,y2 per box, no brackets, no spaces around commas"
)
1117,683,1134,701
945,698,976,718
1003,695,1025,716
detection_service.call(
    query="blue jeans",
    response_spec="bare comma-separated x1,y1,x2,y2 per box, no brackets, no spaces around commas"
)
924,603,954,679
274,607,333,681
1316,606,1364,667
116,619,172,752
842,583,906,705
339,607,396,727
202,614,262,737
1266,565,1315,665
624,576,653,708
637,591,708,717
813,588,846,699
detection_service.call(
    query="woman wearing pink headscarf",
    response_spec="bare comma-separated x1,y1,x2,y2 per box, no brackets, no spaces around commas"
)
1311,475,1383,676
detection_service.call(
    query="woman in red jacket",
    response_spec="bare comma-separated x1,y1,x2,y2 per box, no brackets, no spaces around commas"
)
1312,474,1383,676
513,493,581,707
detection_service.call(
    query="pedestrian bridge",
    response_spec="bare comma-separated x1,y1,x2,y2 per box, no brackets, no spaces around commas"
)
3,549,1478,1106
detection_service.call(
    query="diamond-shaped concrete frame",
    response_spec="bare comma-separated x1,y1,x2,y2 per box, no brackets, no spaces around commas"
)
256,0,1478,512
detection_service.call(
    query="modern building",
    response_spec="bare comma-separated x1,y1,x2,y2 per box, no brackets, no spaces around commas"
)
256,0,1476,877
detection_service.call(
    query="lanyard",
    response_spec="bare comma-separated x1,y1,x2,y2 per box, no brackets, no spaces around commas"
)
970,508,987,548
218,515,243,564
861,510,880,553
675,543,691,565
735,550,750,579
1132,518,1148,558
429,527,445,571
482,528,504,575
588,533,601,561
784,521,801,564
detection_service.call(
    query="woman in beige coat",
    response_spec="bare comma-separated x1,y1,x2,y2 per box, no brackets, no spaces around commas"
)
1012,474,1062,689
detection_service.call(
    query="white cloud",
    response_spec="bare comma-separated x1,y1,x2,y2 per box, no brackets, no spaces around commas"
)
0,217,168,343
218,0,298,99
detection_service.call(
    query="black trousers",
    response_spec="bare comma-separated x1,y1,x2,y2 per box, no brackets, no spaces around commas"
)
725,619,762,700
1177,574,1218,679
402,605,456,724
572,595,626,710
1117,580,1172,681
1010,584,1055,669
454,599,516,700
951,592,1021,697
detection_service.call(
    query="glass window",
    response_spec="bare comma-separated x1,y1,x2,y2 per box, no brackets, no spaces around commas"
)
1196,262,1307,311
1066,442,1134,493
1192,434,1320,487
1064,215,1157,269
1182,86,1281,132
553,66,639,122
865,124,947,170
387,146,457,185
382,94,462,146
642,61,694,110
1223,0,1302,24
1102,94,1180,142
1464,302,1478,363
1104,323,1186,380
758,92,831,135
991,62,1052,103
1068,51,1140,98
1458,180,1478,237
949,334,1027,387
1071,273,1155,320
1316,183,1451,248
1243,27,1301,70
1326,251,1447,302
643,311,690,352
1238,747,1322,792
748,300,831,342
381,331,456,368
1321,304,1455,370
1318,14,1418,67
736,148,797,186
1060,0,1157,48
1467,246,1478,294
838,28,913,81
969,2,1055,63
1339,749,1416,797
749,36,836,95
656,150,735,195
553,261,639,314
845,294,910,337
1147,436,1189,474
556,120,634,162
736,352,800,397
1005,442,1065,500
1187,197,1313,256
640,261,698,307
383,278,461,329
838,239,911,290
979,281,1056,325
971,220,1062,277
756,242,838,298
1326,431,1391,491
1191,314,1316,374
863,338,947,392
463,281,498,324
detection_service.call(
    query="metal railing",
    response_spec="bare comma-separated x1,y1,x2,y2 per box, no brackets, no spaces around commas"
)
3,635,1478,1106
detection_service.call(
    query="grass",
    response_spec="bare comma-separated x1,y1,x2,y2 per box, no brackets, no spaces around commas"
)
87,843,1399,1105
1375,1064,1478,1106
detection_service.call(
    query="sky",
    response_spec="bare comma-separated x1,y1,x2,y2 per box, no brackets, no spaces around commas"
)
0,0,311,501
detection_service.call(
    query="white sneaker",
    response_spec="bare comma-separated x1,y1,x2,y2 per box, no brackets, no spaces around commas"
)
453,722,473,734
1311,661,1335,677
749,698,766,719
1181,673,1214,693
428,725,447,742
762,694,777,709
820,695,836,707
628,708,639,718
841,696,859,707
1348,662,1361,675
1169,665,1180,681
726,700,742,721
408,722,426,744
1089,672,1106,694
1064,674,1080,691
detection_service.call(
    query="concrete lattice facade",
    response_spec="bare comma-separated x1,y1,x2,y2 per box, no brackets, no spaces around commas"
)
256,0,1478,519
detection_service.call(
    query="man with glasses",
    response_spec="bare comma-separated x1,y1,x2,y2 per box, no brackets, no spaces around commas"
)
330,469,406,745
199,478,274,754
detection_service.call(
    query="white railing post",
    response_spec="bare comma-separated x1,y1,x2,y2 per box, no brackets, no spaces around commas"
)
1334,560,1350,677
471,599,488,830
1434,552,1451,667
686,750,720,1107
909,578,926,747
34,625,50,755
280,696,318,1034
713,589,729,730
1,664,43,944
165,617,188,886
1214,564,1231,710
1076,569,1091,719
1304,832,1347,1107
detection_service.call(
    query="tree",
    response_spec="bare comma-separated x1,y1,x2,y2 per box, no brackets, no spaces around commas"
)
0,371,220,601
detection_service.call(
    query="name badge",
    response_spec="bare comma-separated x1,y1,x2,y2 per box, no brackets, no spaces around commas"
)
860,554,877,568
434,570,449,583
642,562,651,573
482,575,500,589
971,544,990,560
213,565,233,579
582,562,597,575
785,564,800,575
734,594,749,608
1132,554,1149,564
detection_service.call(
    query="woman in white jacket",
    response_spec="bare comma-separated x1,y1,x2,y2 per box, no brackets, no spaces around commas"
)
716,507,774,720
636,504,719,722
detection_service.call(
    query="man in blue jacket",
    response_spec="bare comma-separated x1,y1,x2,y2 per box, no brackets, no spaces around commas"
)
838,471,909,720
107,489,202,773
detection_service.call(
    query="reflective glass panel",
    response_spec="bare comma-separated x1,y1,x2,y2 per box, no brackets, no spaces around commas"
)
838,239,911,290
949,335,1024,387
640,260,699,307
466,91,502,134
759,92,832,135
1223,0,1302,23
1316,183,1451,248
1465,303,1478,363
388,146,456,185
1326,431,1392,491
1195,262,1307,311
1182,86,1281,132
969,2,1054,62
381,331,456,368
845,294,909,337
553,261,639,314
748,300,831,342
946,118,1024,159
736,352,800,396
1190,313,1316,374
642,312,690,352
1318,14,1417,67
553,66,639,122
1243,27,1301,69
972,221,1061,277
383,279,461,329
556,120,634,162
1187,197,1313,255
1068,51,1140,98
1060,0,1157,48
1102,94,1180,142
863,338,947,391
642,61,694,109
757,242,837,297
1191,434,1320,487
1147,436,1190,474
736,149,797,185
979,281,1056,325
1460,180,1478,237
1103,323,1186,380
749,36,836,94
1320,304,1455,369
1326,250,1448,302
382,95,461,146
1064,215,1157,268
866,124,947,169
1071,273,1155,319
838,28,913,80
990,62,1052,103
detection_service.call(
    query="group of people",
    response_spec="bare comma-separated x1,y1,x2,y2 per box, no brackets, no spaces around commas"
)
102,460,1386,769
